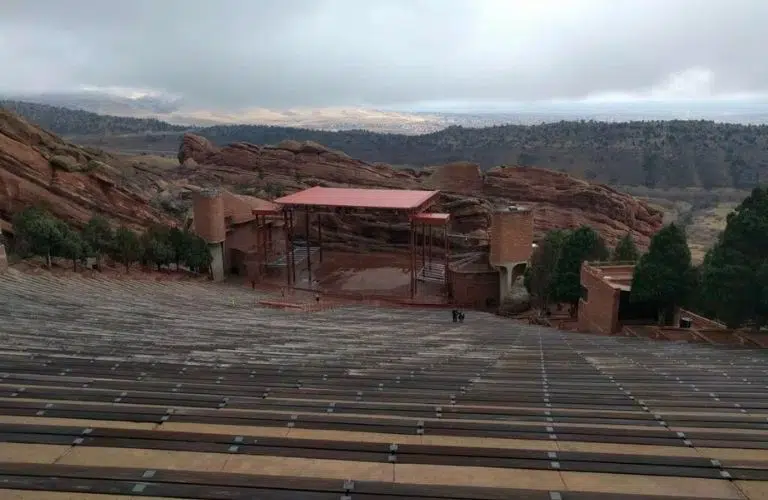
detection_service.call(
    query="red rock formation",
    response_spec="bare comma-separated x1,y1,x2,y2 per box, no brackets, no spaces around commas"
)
0,109,175,231
179,136,413,189
483,166,662,248
424,161,484,194
178,134,663,250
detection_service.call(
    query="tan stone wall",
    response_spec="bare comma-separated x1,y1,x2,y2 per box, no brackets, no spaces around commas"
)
225,223,259,254
0,244,7,273
224,223,283,273
578,263,621,334
489,209,534,266
192,191,226,243
450,268,500,309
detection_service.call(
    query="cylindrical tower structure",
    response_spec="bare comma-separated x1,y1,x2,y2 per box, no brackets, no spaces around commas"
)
489,205,534,267
192,188,226,243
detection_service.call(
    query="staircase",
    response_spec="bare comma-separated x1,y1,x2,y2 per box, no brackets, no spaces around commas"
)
267,244,321,267
417,262,446,283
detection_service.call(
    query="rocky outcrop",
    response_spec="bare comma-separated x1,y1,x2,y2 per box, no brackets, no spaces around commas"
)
0,109,175,231
424,162,484,194
178,133,664,251
179,134,412,189
483,166,662,248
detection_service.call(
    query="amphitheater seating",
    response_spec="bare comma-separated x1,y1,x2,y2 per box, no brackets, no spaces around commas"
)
0,269,767,499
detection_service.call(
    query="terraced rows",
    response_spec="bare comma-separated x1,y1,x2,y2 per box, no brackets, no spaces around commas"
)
1,269,768,499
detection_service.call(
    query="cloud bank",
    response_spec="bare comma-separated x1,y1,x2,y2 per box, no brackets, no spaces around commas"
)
1,0,766,110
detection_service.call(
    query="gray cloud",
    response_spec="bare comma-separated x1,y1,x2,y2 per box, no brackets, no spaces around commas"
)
1,0,767,109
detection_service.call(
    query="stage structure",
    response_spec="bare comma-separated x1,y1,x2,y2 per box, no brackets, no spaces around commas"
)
266,186,450,300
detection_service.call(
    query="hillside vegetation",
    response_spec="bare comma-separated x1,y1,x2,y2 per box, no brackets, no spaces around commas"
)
3,100,768,189
0,100,187,135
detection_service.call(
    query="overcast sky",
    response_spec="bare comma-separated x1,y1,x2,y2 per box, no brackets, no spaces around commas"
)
1,0,766,110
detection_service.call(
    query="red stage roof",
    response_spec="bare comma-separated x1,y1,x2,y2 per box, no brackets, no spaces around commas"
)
274,187,440,210
411,213,450,225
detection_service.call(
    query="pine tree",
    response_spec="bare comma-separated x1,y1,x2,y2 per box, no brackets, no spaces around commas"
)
525,229,568,311
168,227,186,270
184,232,213,275
82,216,114,268
630,223,696,325
55,221,88,271
612,233,640,262
699,187,768,329
11,207,64,268
549,226,609,315
111,226,141,272
140,225,173,271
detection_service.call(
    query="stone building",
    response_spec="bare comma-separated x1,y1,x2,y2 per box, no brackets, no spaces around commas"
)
191,189,282,282
577,261,674,334
578,262,635,334
449,204,535,311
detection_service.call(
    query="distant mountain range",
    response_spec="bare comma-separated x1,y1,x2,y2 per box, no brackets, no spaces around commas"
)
3,98,768,190
5,90,768,133
0,91,451,133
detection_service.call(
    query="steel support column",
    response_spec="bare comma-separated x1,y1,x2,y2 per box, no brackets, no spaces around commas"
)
421,223,426,269
259,216,266,275
305,207,312,285
289,209,296,285
283,210,291,286
410,217,416,300
318,213,323,263
428,226,433,265
444,224,449,287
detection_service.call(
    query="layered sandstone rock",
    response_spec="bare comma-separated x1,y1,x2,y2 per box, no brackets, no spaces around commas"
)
178,134,663,250
179,134,412,189
0,109,175,231
483,166,662,248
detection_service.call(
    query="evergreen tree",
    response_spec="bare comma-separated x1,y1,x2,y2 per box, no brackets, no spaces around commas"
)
525,229,568,311
183,232,213,274
55,221,88,271
140,225,173,271
82,216,114,267
612,233,640,262
11,207,64,267
630,223,696,325
549,226,609,315
111,226,141,272
698,187,768,329
168,227,186,269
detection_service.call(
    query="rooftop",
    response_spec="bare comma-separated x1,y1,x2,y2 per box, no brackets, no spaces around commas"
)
275,186,440,210
221,191,278,224
411,212,451,225
0,270,766,499
587,262,635,291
